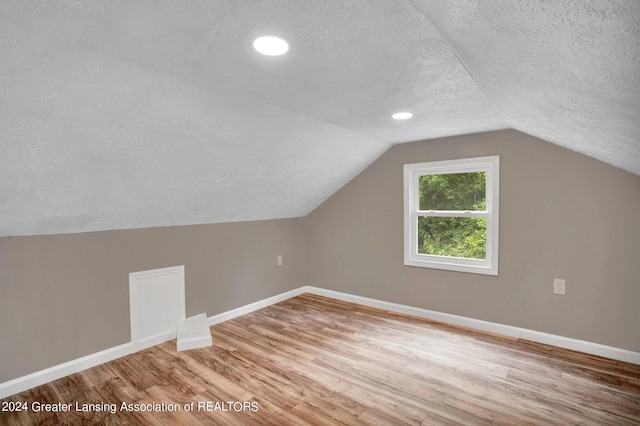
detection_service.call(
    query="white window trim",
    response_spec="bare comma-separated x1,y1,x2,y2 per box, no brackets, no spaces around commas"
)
403,156,499,275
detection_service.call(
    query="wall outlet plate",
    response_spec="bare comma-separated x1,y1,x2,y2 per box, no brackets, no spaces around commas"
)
554,278,566,295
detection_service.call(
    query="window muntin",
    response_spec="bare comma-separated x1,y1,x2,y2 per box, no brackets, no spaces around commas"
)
404,156,499,275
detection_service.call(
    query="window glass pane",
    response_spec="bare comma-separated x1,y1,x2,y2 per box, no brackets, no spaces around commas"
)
419,172,486,211
417,217,486,259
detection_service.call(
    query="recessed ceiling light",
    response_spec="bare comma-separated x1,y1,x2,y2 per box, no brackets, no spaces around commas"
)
392,112,413,120
253,36,289,56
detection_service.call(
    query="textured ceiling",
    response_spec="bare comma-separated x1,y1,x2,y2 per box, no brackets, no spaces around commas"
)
410,0,640,176
0,1,638,237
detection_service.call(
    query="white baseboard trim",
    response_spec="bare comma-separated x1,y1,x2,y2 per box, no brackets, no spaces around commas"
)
0,287,309,400
302,286,640,365
207,287,308,326
0,342,132,400
135,330,178,353
3,285,639,400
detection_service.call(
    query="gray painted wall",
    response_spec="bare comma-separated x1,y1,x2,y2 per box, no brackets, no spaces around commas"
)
304,129,640,352
2,129,639,384
0,219,306,382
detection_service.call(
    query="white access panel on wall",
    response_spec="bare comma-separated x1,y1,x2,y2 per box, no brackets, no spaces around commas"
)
129,265,185,352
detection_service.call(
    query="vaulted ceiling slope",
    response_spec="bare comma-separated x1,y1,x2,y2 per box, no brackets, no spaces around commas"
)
410,0,640,176
0,1,637,237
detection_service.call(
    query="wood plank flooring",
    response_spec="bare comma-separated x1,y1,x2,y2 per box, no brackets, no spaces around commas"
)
2,293,639,425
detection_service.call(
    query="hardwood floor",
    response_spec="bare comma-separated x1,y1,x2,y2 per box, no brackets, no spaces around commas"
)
2,293,639,425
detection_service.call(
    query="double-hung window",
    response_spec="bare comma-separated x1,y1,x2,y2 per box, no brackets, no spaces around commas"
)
404,156,499,275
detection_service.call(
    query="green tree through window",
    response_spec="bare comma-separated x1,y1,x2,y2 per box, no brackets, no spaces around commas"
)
417,172,487,259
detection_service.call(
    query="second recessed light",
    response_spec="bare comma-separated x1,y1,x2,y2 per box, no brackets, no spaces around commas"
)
392,112,413,120
253,36,289,56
